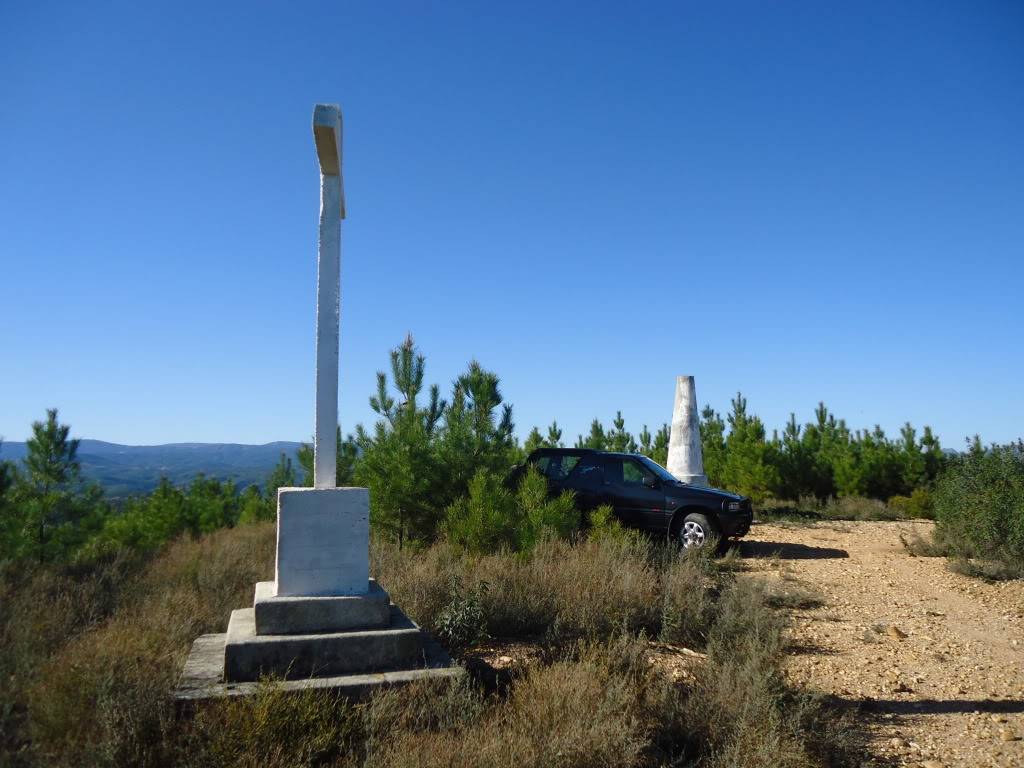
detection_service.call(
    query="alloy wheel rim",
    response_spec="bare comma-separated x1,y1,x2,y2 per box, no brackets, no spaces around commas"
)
682,521,706,548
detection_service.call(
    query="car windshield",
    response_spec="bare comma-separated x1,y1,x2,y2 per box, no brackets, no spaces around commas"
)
635,455,679,483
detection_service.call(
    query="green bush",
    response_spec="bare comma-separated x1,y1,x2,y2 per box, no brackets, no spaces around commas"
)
442,471,518,553
587,504,632,542
933,442,1024,573
442,468,578,555
435,578,489,651
887,487,934,519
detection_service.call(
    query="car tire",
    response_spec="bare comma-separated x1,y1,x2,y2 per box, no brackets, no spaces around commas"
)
676,512,718,552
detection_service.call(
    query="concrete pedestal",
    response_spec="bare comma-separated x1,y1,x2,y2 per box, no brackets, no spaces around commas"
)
174,579,461,703
275,487,369,596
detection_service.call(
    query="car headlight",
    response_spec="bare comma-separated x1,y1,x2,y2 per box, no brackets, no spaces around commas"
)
725,501,742,512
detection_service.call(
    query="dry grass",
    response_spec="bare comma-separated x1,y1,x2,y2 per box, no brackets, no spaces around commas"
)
372,535,736,650
16,524,275,767
2,523,861,768
901,528,1024,581
759,496,899,522
372,535,667,644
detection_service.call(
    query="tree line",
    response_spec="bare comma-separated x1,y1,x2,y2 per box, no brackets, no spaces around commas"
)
531,393,947,504
0,335,974,564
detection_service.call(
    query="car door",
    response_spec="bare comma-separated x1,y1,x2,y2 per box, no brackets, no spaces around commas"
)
605,456,666,530
563,454,610,514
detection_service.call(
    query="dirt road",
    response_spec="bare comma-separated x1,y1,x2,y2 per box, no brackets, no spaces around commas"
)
742,521,1024,768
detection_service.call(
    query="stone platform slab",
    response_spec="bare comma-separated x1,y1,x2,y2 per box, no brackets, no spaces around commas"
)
176,631,462,705
224,605,424,682
253,579,390,635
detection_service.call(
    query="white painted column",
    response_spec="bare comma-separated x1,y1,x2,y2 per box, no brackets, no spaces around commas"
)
314,173,341,488
312,104,345,489
667,375,708,486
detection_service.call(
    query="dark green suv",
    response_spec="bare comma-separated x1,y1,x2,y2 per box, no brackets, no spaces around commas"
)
512,448,752,550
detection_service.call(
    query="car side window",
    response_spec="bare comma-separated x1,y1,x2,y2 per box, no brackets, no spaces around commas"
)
568,455,605,488
622,459,656,487
533,454,581,482
531,456,550,476
555,455,580,479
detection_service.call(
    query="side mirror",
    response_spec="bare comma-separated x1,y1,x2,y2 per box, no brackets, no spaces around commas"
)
643,475,659,489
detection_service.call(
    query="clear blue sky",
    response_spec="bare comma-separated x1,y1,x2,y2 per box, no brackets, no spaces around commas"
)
1,1,1022,448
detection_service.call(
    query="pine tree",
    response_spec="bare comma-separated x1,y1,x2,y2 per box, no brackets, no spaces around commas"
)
920,426,945,484
776,413,811,499
24,409,80,494
637,425,653,456
545,420,563,448
22,409,83,560
297,428,358,487
0,446,13,501
699,407,727,486
523,427,545,454
357,336,444,544
576,419,607,450
266,452,297,497
720,393,779,502
606,411,637,453
0,443,18,559
652,424,670,467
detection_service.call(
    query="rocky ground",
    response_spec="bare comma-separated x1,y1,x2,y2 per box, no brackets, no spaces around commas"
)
744,520,1024,768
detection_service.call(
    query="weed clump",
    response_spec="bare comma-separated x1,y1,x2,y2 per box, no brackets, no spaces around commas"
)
931,441,1024,578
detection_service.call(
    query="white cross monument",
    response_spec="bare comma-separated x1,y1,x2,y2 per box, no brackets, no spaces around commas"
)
176,105,459,698
272,104,370,600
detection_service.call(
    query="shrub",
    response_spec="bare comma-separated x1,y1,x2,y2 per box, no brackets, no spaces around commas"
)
435,578,489,651
442,468,579,555
660,578,856,767
368,636,654,768
191,682,365,767
659,546,722,648
821,496,896,521
442,471,518,553
374,535,663,645
887,487,934,519
758,495,905,522
932,442,1024,574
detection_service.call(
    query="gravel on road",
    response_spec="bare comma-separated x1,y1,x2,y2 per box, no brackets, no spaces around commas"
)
741,520,1024,768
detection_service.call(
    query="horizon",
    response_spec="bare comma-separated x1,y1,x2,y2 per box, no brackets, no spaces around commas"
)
2,2,1022,448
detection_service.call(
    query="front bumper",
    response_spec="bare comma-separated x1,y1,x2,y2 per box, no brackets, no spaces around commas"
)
719,506,753,538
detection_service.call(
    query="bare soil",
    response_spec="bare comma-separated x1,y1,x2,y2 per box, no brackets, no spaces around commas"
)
742,520,1024,768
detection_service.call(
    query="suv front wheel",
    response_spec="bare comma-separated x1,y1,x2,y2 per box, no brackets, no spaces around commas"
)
677,512,716,551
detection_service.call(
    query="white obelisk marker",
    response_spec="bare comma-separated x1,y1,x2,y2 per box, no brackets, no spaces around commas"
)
666,375,709,486
274,104,369,598
312,104,345,489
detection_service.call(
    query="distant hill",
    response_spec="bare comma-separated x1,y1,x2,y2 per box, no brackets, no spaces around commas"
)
0,440,304,497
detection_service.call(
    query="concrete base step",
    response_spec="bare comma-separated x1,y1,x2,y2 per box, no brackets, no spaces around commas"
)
224,605,424,682
176,631,462,706
253,579,391,635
